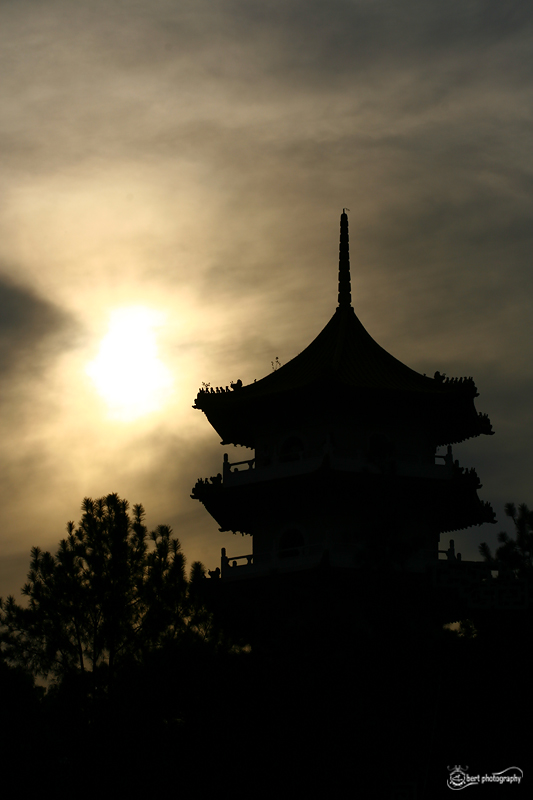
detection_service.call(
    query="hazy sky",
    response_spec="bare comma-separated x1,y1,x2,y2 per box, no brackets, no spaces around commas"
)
1,0,532,596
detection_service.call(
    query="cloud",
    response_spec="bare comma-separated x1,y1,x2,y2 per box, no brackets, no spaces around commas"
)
0,273,78,379
2,0,531,178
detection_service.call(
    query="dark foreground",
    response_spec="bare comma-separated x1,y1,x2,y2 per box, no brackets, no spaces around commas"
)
2,570,529,798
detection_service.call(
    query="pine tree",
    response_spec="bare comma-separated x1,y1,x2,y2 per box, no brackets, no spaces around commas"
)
479,501,533,580
0,494,207,691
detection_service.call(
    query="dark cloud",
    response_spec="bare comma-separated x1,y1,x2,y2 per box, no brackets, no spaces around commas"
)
0,273,77,378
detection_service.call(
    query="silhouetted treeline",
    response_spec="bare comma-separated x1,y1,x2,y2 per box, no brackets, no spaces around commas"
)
2,497,532,796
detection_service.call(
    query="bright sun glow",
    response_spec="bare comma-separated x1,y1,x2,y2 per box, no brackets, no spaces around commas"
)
86,307,174,421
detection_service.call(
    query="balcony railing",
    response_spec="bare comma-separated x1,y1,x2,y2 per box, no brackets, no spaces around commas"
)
221,447,454,486
192,447,460,500
220,544,324,579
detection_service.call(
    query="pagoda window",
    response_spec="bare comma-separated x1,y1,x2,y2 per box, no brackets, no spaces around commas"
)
280,435,305,463
278,529,305,559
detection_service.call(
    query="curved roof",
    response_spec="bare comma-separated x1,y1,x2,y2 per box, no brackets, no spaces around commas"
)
234,210,444,397
235,303,445,398
194,212,493,444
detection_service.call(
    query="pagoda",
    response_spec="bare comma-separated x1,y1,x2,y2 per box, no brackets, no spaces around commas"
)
192,211,495,579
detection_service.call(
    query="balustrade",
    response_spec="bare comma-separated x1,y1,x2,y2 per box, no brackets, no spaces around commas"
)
202,445,462,494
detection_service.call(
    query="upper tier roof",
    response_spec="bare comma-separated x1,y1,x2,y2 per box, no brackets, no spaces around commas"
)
224,302,455,398
193,212,493,444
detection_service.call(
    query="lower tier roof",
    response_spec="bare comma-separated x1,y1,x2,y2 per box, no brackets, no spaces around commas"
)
191,465,496,536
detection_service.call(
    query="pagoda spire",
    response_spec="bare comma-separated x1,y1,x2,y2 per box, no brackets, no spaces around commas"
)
338,209,352,308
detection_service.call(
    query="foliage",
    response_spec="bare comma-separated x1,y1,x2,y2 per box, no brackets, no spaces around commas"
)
0,494,209,687
456,618,478,638
479,502,533,579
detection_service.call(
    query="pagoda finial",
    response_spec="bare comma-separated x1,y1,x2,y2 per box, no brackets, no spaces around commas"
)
338,209,352,308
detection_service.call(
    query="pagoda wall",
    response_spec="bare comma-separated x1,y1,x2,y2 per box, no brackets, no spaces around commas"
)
250,502,439,575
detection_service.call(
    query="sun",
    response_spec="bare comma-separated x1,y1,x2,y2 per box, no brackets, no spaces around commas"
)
86,307,174,420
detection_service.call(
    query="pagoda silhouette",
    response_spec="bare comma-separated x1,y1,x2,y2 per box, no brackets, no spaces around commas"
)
192,211,495,582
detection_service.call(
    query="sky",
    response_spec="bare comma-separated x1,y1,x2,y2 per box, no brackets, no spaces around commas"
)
1,0,532,597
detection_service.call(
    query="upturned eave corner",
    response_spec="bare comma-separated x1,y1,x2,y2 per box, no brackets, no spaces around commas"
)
478,411,494,436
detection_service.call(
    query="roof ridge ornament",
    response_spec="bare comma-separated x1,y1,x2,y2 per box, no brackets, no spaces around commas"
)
338,209,352,308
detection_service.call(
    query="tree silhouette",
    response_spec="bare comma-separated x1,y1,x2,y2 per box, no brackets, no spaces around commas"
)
0,494,207,692
479,501,533,580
